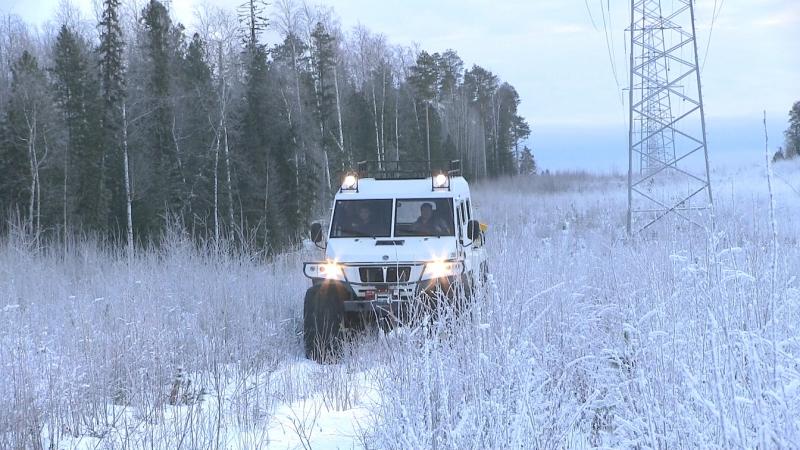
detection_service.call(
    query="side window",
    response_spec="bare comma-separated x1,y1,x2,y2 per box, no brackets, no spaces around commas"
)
460,202,467,224
456,204,463,238
466,200,472,221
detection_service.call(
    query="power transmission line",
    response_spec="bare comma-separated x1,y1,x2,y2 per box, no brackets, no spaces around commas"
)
701,0,725,72
598,0,625,107
584,0,600,31
626,0,714,234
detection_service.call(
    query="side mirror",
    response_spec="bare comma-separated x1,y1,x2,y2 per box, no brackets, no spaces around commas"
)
310,222,324,244
467,220,481,241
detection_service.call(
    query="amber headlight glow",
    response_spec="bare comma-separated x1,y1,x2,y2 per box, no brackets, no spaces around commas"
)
423,259,464,279
303,261,345,280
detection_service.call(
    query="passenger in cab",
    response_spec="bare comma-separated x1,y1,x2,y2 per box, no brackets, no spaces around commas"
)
412,202,448,235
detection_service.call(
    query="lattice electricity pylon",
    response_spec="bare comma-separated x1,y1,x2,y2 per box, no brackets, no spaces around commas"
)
626,0,713,234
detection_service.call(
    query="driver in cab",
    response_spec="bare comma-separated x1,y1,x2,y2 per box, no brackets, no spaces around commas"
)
351,205,380,236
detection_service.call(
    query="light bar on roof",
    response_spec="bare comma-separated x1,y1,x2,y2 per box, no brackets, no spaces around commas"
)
432,172,450,190
341,173,358,192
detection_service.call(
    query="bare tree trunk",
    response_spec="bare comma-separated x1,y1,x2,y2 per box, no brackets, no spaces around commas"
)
171,116,186,182
323,150,331,196
371,83,381,166
412,98,421,147
63,127,68,244
263,163,272,246
491,94,501,174
26,122,36,233
288,32,309,171
223,123,234,231
24,110,41,243
311,47,331,196
425,103,431,168
281,88,302,222
291,39,303,116
122,102,134,260
216,39,235,235
37,134,49,245
213,130,220,242
395,86,400,161
314,88,331,197
171,115,187,213
333,65,346,163
380,67,386,162
35,159,40,240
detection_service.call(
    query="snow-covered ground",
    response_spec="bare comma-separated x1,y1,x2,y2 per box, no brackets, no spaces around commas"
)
2,160,800,448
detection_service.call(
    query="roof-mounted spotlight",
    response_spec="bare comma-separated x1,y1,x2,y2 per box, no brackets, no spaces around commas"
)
432,172,450,191
341,173,359,192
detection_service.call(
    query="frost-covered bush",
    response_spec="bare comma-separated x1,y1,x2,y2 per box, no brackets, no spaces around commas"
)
0,231,310,448
1,164,799,448
366,164,800,448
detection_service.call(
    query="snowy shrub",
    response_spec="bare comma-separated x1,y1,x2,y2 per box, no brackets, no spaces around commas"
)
1,165,799,448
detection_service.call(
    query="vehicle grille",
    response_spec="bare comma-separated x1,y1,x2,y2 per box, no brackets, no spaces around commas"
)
387,266,411,282
359,267,383,283
358,266,412,283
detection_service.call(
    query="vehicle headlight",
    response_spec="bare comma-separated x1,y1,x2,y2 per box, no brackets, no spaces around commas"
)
341,174,358,191
303,261,345,281
423,259,464,279
432,173,450,189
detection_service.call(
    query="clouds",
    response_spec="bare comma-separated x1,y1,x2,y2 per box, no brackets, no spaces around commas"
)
3,0,798,170
752,5,800,28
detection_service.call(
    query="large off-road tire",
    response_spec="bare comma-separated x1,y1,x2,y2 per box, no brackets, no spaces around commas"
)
344,311,369,332
479,261,489,284
462,261,489,302
303,283,348,363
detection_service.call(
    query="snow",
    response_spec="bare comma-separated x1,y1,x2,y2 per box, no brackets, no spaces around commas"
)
50,360,379,450
2,160,800,448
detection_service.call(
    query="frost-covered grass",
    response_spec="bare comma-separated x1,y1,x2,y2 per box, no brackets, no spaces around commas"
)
2,162,800,448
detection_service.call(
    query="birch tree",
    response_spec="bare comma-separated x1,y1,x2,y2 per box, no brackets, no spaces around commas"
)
6,51,55,241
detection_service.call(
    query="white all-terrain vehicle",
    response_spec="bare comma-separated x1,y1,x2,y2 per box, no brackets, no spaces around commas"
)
302,160,488,361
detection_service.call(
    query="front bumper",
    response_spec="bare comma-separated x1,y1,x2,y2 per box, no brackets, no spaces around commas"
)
313,276,463,317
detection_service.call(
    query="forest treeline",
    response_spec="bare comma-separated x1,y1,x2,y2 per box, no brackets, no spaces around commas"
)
0,0,535,253
773,100,800,162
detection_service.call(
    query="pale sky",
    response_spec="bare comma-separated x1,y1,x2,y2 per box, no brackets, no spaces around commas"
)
4,0,799,171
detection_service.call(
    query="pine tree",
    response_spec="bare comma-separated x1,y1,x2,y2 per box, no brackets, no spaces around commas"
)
310,23,337,191
176,33,216,233
0,3,533,243
436,50,463,100
495,83,524,175
273,31,318,229
519,146,537,175
97,0,129,241
464,65,498,177
52,25,106,232
238,1,282,248
138,0,186,234
408,51,441,164
511,113,531,171
785,101,800,159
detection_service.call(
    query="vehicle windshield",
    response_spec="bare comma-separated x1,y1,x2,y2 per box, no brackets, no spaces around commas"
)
330,199,393,238
395,198,455,237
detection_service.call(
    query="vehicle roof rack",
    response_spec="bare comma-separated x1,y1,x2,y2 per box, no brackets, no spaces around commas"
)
356,160,461,180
